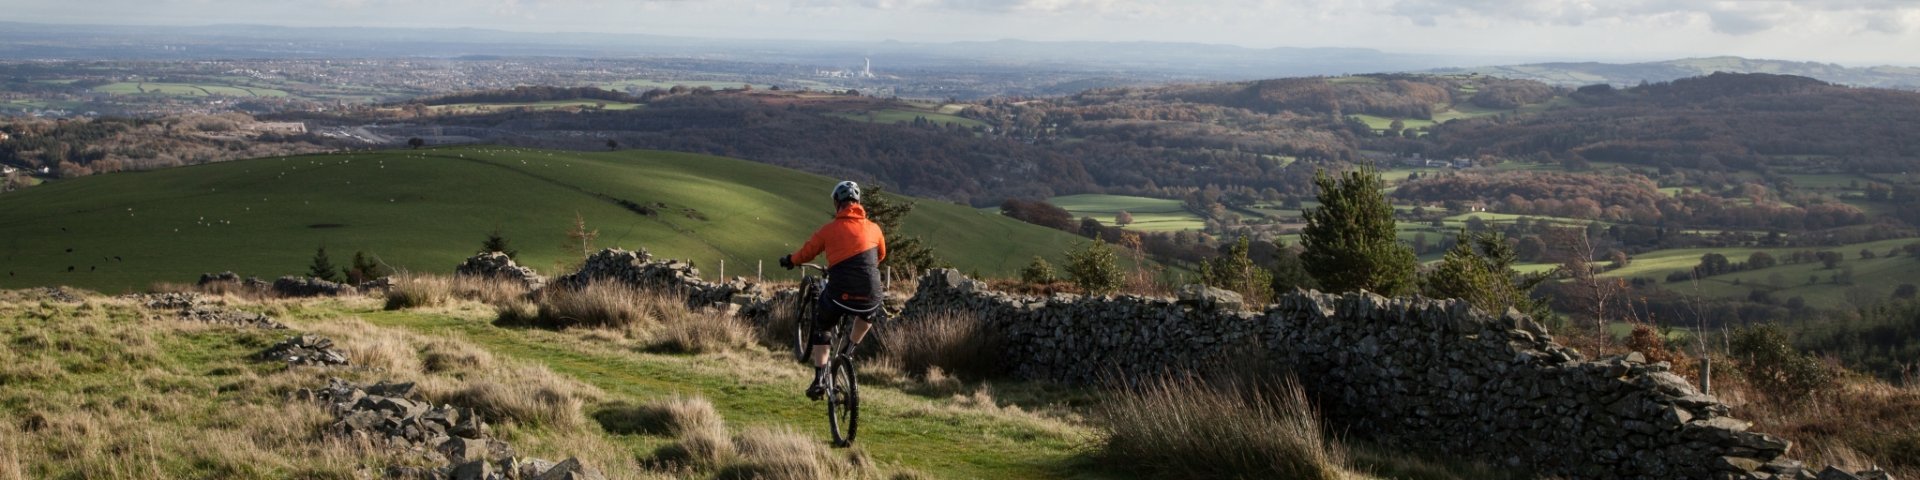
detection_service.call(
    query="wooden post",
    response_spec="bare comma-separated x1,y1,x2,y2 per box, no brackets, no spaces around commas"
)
757,260,763,284
1700,358,1712,395
719,259,725,281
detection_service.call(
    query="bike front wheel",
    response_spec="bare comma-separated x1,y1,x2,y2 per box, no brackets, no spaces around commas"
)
825,357,859,446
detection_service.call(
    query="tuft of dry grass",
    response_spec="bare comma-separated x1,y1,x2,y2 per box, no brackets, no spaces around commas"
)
384,275,454,310
878,310,1006,381
525,281,656,329
714,426,845,480
431,372,596,429
594,395,727,437
1094,373,1352,480
646,306,753,355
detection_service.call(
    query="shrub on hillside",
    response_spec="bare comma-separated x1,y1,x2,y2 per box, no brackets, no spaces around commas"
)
1020,256,1055,285
1065,239,1123,295
1732,325,1834,404
1095,373,1349,480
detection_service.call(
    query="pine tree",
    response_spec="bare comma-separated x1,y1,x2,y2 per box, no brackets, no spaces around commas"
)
1200,236,1274,303
344,251,390,284
863,185,945,276
1269,240,1318,293
308,246,341,282
1301,167,1418,295
1422,230,1556,321
481,228,518,259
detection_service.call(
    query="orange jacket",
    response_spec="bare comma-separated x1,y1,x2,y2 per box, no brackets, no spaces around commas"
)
788,203,887,303
788,203,887,267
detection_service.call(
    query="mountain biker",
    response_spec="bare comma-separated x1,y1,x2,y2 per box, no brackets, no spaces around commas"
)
779,180,886,400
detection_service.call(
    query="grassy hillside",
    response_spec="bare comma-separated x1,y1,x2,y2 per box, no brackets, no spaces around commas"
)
1048,194,1206,233
1599,238,1920,309
0,146,1098,292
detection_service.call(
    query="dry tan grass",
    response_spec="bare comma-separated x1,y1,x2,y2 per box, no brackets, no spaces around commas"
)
528,281,656,329
383,274,530,311
878,310,1005,381
714,426,851,480
594,395,728,437
1095,373,1353,480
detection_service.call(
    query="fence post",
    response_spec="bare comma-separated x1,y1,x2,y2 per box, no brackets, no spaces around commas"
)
1700,358,1712,395
719,259,725,281
757,260,763,284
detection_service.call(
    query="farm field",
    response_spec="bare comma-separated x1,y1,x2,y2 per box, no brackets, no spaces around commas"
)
0,146,1100,292
428,100,643,113
93,82,289,97
1587,238,1920,309
826,108,987,129
1048,194,1206,232
598,79,775,91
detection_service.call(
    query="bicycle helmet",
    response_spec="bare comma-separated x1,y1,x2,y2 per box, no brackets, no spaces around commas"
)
832,181,862,203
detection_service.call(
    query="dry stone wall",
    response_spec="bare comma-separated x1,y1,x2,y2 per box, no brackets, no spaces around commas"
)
900,269,1808,480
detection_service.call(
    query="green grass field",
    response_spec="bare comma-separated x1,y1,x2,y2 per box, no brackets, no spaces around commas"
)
93,82,289,97
0,146,1101,292
599,79,773,91
827,108,987,129
429,100,643,113
1591,238,1920,309
1048,194,1206,232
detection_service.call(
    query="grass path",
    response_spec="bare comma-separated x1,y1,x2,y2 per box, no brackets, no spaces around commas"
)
352,307,1101,480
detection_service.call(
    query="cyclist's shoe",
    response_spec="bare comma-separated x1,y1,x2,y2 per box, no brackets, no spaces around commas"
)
805,367,829,401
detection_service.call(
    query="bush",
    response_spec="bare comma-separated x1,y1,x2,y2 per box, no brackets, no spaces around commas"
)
1065,239,1123,295
1095,373,1348,480
1020,256,1055,285
877,310,1006,381
1731,325,1834,404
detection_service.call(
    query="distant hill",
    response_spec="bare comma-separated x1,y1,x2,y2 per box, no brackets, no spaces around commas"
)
0,146,1100,292
1430,56,1920,90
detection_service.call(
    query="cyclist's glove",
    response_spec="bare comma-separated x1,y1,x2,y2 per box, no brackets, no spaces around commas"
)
778,255,795,270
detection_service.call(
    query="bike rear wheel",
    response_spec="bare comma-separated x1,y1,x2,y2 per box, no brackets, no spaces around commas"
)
825,357,859,446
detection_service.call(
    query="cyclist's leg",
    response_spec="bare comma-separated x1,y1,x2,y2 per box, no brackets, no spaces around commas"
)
810,296,848,368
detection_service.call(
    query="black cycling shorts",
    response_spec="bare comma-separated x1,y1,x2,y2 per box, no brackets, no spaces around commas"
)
810,294,880,347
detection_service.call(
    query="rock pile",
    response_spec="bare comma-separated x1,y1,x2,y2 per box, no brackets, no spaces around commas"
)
900,269,1892,480
455,252,546,290
257,335,349,366
297,378,607,480
550,248,766,315
131,292,289,329
272,276,354,297
42,287,81,303
198,271,272,290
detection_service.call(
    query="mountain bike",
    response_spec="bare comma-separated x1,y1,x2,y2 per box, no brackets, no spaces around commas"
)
789,263,892,447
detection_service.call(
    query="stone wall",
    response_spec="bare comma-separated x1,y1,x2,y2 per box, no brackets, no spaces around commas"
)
899,269,1806,480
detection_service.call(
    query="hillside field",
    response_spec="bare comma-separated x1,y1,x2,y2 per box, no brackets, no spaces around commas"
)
0,146,1100,292
1048,194,1206,233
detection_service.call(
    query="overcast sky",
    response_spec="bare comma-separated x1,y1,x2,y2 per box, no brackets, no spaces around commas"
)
6,0,1918,65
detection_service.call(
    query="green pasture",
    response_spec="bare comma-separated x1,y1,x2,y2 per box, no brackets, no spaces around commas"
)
93,82,288,97
600,79,772,91
1048,194,1206,232
826,108,987,129
1597,238,1920,309
0,146,1101,292
429,100,643,113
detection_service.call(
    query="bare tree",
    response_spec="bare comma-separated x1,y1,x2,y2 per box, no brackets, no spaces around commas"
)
1546,226,1621,331
565,212,598,258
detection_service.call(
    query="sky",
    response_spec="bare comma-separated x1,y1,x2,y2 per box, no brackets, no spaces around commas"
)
4,0,1919,65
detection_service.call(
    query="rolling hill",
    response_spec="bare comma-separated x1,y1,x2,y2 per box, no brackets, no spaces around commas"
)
1431,56,1920,90
0,146,1101,292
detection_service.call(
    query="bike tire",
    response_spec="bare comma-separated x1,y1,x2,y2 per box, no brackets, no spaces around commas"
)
826,357,859,446
793,283,819,364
